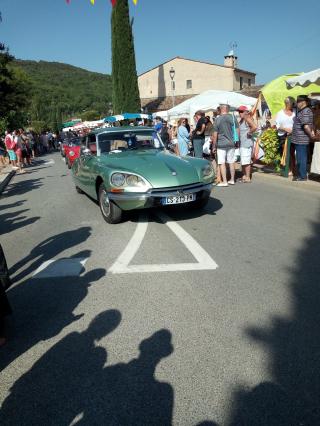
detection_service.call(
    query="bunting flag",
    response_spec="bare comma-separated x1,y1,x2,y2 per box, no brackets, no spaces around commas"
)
65,0,138,5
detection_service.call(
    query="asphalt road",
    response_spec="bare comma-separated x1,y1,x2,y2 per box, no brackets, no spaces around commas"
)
0,153,320,426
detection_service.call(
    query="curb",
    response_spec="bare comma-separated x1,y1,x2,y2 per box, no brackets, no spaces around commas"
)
0,170,16,195
252,170,320,193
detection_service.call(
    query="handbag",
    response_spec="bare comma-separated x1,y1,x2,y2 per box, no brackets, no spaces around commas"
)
203,136,211,154
232,113,239,144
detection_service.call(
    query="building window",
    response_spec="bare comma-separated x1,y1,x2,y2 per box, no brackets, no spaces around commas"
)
248,79,251,87
186,80,192,89
240,76,243,90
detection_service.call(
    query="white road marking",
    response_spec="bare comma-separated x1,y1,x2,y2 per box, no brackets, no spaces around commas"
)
109,212,218,274
32,258,88,278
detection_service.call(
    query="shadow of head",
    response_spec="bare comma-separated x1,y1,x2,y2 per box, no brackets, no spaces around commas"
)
138,329,173,362
87,309,122,341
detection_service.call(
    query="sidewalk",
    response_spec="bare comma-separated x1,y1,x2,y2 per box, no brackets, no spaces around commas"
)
252,163,320,192
0,165,16,195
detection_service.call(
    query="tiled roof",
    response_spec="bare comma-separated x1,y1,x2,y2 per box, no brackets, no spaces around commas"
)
141,95,194,113
138,56,256,77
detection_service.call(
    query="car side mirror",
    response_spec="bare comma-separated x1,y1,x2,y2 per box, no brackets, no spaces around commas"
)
82,147,91,156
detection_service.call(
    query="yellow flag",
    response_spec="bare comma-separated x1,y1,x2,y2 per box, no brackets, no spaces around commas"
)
90,0,95,4
132,0,138,4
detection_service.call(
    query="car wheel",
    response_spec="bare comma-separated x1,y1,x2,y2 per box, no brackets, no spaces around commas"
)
191,193,210,209
98,184,122,224
75,186,84,194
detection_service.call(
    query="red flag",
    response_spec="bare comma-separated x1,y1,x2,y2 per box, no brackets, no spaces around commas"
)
110,0,117,6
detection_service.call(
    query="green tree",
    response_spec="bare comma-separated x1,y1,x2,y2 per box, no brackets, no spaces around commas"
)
80,110,100,121
0,44,31,130
111,0,140,114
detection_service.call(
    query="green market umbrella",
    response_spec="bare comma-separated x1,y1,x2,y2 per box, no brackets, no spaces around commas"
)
261,74,320,116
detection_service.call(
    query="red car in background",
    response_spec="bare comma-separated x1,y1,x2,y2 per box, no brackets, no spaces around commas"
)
64,137,83,169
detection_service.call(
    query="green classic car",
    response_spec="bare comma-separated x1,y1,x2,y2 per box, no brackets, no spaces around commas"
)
72,127,215,223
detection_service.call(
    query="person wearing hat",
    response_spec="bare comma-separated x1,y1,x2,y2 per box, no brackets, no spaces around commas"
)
291,95,316,181
238,105,257,182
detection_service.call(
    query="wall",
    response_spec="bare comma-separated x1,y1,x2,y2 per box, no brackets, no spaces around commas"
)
139,58,241,99
234,71,256,91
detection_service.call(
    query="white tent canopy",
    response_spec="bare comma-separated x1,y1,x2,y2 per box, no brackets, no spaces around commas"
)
152,111,169,120
167,90,257,120
286,68,320,88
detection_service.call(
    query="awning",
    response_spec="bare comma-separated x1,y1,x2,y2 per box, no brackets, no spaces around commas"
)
262,73,320,116
167,90,257,120
286,69,320,88
103,113,152,122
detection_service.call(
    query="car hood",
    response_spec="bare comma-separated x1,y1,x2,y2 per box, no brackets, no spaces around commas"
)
98,150,205,188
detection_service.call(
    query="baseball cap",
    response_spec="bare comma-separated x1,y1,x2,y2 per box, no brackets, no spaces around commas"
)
238,105,249,112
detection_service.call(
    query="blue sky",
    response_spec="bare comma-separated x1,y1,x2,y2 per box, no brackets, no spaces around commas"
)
1,0,320,84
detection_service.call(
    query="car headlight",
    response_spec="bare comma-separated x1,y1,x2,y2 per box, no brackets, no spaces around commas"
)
202,164,214,177
126,175,140,186
111,173,126,187
111,173,151,190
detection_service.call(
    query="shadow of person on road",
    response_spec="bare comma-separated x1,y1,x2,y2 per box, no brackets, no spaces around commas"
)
4,177,44,197
9,227,92,283
0,260,105,372
79,328,174,425
0,200,27,211
0,209,40,236
0,310,121,426
226,210,320,425
0,321,174,426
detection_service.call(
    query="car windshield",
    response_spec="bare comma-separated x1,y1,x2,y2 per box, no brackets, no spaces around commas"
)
66,138,81,146
98,131,164,154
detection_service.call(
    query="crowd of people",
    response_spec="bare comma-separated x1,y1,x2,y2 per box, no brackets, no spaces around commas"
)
153,95,320,185
0,130,60,173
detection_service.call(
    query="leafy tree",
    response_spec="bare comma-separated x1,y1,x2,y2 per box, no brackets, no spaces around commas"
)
14,60,112,129
80,110,101,121
0,44,31,130
111,0,140,114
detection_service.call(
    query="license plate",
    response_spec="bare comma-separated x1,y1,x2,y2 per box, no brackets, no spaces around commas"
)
162,193,195,205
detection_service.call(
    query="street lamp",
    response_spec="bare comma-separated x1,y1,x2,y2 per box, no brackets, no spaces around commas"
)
169,66,175,107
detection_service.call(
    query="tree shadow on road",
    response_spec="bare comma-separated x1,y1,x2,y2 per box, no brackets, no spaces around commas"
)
0,312,175,426
225,208,320,425
9,227,92,283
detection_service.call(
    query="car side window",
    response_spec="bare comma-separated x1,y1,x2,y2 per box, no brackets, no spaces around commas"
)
88,134,97,155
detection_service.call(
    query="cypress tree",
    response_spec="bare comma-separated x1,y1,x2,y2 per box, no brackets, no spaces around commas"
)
111,0,140,114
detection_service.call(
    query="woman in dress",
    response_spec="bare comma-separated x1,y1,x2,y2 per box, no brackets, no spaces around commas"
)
238,106,257,182
175,118,190,157
275,97,296,175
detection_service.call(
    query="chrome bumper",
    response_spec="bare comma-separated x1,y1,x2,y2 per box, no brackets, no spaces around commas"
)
108,183,212,201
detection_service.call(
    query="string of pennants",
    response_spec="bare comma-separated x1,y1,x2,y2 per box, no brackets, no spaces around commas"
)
66,0,138,5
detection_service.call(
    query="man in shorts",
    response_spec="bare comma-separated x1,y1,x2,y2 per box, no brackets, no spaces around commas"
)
4,130,18,170
212,104,238,187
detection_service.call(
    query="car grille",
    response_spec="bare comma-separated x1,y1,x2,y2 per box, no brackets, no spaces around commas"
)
150,182,203,194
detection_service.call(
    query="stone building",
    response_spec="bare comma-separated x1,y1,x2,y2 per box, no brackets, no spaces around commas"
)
139,52,256,112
